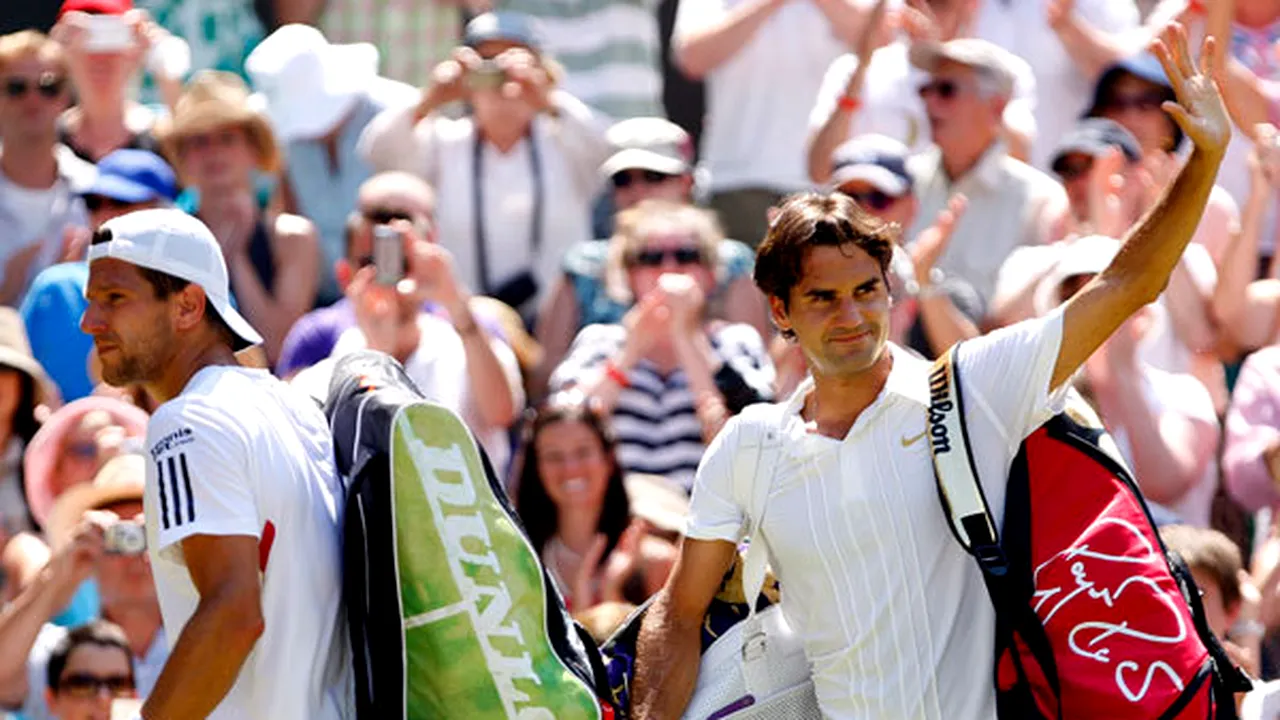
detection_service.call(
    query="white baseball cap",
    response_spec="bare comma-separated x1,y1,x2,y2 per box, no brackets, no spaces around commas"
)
88,209,264,350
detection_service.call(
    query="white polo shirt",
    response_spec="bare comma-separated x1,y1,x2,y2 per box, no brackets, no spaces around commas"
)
143,366,353,720
686,310,1066,719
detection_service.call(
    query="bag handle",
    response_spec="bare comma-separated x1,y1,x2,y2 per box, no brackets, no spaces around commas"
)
927,345,1006,576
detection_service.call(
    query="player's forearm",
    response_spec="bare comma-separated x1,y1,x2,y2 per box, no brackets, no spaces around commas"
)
1101,147,1226,311
632,592,705,719
142,595,262,719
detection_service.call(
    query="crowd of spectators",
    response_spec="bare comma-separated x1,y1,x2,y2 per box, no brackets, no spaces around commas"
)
10,0,1280,716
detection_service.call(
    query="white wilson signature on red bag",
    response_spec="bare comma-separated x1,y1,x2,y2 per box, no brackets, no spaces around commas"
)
1030,517,1189,703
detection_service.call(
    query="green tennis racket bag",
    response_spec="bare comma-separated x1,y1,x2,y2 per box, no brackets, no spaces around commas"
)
324,351,613,720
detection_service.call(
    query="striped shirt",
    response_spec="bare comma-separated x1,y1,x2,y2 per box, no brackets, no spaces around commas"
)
496,0,664,121
321,0,460,89
686,312,1067,718
550,322,774,491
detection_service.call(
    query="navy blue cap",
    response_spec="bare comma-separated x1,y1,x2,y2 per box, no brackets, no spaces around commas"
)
83,149,178,204
828,134,913,195
1051,118,1143,173
463,12,542,52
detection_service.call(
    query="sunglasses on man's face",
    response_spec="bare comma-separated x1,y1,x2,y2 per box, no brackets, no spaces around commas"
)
361,207,416,225
57,673,135,699
4,74,64,100
611,169,673,189
1102,91,1166,114
631,246,703,267
841,188,899,211
1054,157,1094,182
917,79,965,102
83,195,141,213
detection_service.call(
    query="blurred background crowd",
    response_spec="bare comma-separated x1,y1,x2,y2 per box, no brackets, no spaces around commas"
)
7,0,1280,717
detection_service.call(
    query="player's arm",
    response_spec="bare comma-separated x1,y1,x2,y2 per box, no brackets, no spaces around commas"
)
1052,22,1231,392
632,537,737,720
141,534,263,719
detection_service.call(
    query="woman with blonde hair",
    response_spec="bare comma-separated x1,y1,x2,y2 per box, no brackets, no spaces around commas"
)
156,71,319,362
359,11,610,321
549,199,775,491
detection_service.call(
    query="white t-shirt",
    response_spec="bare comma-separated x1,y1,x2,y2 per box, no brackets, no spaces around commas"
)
673,0,846,192
142,366,353,720
686,311,1066,719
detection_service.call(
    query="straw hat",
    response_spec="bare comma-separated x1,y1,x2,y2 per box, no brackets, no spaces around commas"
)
157,70,281,175
623,473,689,536
43,453,145,551
24,396,150,528
0,307,59,408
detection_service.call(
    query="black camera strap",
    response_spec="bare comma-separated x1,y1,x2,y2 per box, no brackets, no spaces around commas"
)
471,128,544,301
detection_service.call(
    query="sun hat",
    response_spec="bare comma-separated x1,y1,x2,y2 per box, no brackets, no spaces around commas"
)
157,70,281,174
1050,118,1143,175
244,24,379,143
1033,234,1123,316
23,396,149,528
623,473,689,536
463,11,543,52
43,453,145,551
89,208,264,351
908,38,1018,97
0,308,59,408
600,117,694,179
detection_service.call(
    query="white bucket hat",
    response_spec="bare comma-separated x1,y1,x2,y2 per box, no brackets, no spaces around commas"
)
89,209,264,350
244,24,379,143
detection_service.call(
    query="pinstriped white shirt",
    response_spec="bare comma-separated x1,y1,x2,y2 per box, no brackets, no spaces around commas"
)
686,310,1066,719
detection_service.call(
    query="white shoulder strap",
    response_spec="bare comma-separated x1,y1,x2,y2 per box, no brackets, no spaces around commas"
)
732,401,788,618
926,346,1003,563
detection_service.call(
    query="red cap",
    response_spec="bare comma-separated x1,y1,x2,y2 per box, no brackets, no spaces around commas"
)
59,0,133,17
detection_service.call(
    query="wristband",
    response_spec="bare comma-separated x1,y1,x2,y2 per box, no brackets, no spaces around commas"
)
603,360,630,387
837,95,861,112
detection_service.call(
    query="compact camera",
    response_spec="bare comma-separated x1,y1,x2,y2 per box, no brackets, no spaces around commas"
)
103,521,146,555
372,225,404,286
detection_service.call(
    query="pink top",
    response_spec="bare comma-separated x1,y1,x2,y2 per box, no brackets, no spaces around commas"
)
1224,346,1280,512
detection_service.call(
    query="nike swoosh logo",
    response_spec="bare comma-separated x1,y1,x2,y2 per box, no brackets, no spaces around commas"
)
901,429,927,448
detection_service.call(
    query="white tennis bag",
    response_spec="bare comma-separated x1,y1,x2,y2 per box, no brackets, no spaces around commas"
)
680,403,822,720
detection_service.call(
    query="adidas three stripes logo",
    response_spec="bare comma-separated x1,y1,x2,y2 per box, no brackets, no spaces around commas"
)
155,453,197,529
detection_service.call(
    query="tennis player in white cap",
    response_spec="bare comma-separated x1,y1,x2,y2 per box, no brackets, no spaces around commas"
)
80,208,353,719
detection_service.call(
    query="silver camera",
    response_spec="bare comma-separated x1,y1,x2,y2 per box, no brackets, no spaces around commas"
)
103,521,146,555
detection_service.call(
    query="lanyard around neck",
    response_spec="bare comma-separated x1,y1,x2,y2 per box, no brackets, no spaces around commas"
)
471,128,544,295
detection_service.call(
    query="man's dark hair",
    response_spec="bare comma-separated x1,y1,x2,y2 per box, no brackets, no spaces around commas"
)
46,620,134,692
754,192,896,319
136,266,240,348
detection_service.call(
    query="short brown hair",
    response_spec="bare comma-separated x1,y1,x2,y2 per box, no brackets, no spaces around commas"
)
753,192,896,308
0,30,65,75
136,266,240,349
1159,524,1243,610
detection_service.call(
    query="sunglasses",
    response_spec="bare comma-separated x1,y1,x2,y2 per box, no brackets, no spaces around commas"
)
361,207,415,225
1054,157,1094,182
1101,91,1166,114
917,79,964,102
843,189,899,211
67,441,98,460
631,246,703,267
83,195,140,213
57,673,135,699
4,74,64,99
611,169,673,189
